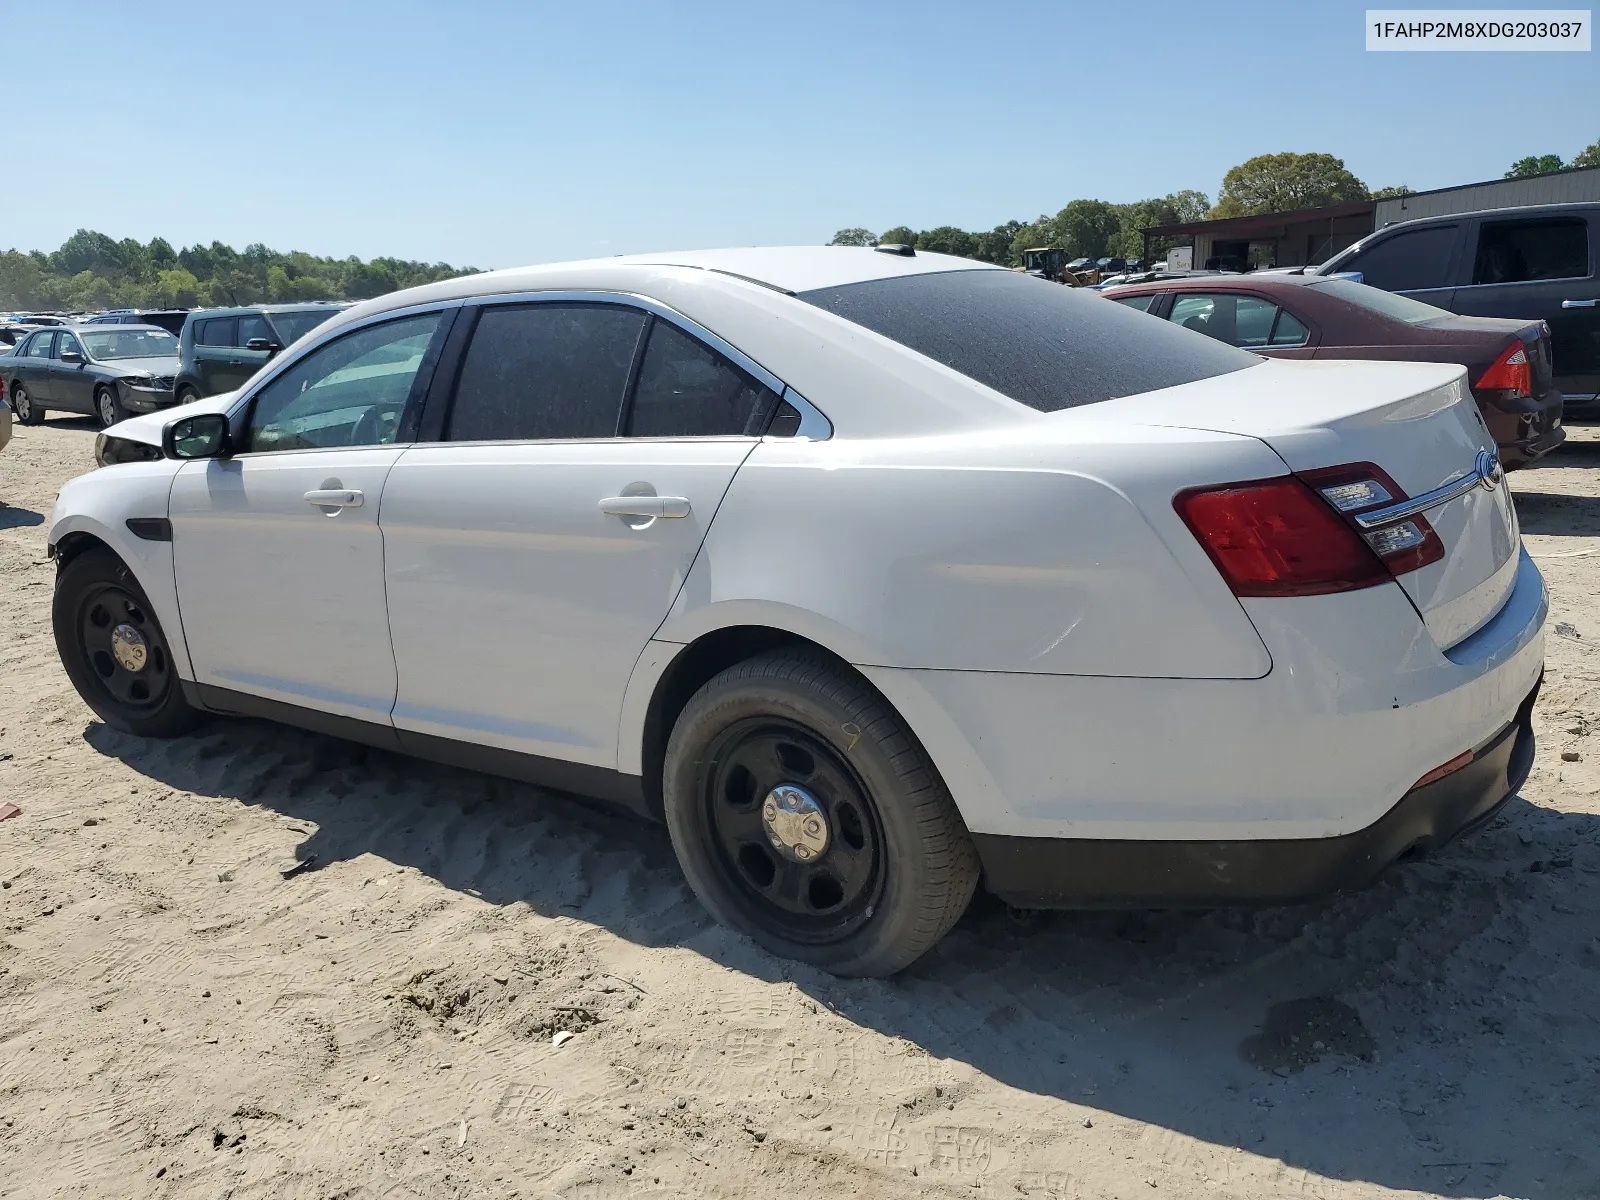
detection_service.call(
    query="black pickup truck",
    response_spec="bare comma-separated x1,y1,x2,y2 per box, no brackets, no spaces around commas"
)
1318,202,1600,414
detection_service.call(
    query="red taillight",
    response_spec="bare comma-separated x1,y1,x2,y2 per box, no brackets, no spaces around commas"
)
1475,342,1531,397
1175,478,1389,597
1177,461,1445,597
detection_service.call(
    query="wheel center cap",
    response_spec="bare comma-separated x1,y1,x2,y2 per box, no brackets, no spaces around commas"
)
110,624,148,672
761,785,829,862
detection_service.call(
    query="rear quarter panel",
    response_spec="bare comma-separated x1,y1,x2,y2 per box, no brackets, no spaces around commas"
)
657,423,1287,679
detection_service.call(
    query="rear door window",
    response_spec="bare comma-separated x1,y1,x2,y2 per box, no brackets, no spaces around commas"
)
197,318,237,347
446,303,645,442
1112,294,1156,312
625,320,775,437
799,270,1255,412
1167,293,1293,348
1343,225,1458,291
25,332,55,357
1270,310,1310,345
1472,218,1590,284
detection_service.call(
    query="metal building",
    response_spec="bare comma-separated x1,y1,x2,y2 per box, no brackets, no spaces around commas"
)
1143,165,1600,270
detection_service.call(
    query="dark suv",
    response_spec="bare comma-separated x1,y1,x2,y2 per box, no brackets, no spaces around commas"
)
173,303,348,401
1318,202,1600,413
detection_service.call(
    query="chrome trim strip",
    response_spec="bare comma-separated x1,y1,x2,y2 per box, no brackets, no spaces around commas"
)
1352,466,1485,529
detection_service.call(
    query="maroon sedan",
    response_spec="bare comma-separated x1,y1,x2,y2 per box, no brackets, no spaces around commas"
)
1102,273,1565,468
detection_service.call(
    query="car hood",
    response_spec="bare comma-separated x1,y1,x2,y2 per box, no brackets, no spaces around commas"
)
106,389,237,445
102,355,181,376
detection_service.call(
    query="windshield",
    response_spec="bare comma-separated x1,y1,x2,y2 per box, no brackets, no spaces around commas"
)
1305,278,1455,325
267,309,342,345
799,269,1257,411
80,328,179,360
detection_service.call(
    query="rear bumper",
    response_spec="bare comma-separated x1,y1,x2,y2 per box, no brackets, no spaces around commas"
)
862,548,1546,845
972,677,1538,908
1481,386,1565,468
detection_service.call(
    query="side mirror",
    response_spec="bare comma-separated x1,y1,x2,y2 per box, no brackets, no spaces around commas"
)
245,338,282,354
60,349,84,365
163,412,232,460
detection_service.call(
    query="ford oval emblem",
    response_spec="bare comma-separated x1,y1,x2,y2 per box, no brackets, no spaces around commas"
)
1475,448,1503,492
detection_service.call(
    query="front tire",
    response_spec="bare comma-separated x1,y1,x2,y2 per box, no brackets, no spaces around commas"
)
12,383,44,425
53,548,199,737
95,386,127,428
175,385,201,406
663,649,979,977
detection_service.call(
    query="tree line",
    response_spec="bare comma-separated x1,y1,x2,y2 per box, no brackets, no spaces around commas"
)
834,140,1600,264
0,229,478,313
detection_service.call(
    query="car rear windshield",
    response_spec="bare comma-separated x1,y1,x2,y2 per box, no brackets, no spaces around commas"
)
798,269,1257,411
1304,278,1454,325
267,309,342,344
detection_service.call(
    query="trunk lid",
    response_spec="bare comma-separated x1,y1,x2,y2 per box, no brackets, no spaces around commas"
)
1096,359,1520,649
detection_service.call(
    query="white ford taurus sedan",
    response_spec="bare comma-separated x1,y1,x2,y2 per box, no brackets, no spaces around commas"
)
48,246,1545,976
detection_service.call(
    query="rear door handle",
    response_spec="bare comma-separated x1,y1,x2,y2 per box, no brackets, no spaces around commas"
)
1562,299,1598,308
598,495,691,519
304,488,363,508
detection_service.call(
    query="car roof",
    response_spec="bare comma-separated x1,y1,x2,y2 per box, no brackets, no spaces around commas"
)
76,323,174,334
1373,200,1600,230
189,303,351,318
1103,273,1322,297
403,247,1001,305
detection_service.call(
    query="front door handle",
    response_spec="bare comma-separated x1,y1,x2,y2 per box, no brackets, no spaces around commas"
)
1562,299,1598,308
304,488,363,509
598,495,691,519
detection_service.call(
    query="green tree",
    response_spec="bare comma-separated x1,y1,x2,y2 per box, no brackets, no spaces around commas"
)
154,268,203,307
1211,152,1368,217
1576,138,1600,168
973,221,1024,265
1053,199,1120,258
1369,184,1413,199
1108,191,1214,260
916,226,977,257
1505,154,1566,178
828,227,877,246
877,225,917,248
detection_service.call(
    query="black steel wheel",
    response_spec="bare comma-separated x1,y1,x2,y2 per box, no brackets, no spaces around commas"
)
663,649,979,977
53,548,199,737
701,718,886,944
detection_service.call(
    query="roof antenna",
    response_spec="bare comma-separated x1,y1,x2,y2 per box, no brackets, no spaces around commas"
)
874,244,915,257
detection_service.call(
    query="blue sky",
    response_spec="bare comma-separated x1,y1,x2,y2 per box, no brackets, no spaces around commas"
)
8,0,1596,267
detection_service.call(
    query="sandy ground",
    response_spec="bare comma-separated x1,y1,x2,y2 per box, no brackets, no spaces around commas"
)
1,418,1599,1200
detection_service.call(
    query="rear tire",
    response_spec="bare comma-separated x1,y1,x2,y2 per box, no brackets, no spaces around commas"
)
663,649,979,977
95,386,127,428
53,548,199,738
12,383,44,425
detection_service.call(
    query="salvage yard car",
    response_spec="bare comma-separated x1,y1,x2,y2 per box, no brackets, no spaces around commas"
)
48,247,1546,977
4,324,180,427
173,302,349,403
1102,272,1566,468
1317,202,1600,416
